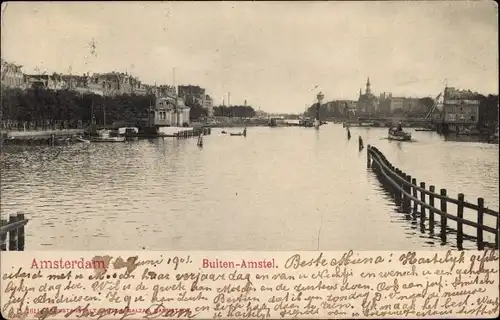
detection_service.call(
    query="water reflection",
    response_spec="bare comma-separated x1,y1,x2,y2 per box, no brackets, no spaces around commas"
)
1,125,498,251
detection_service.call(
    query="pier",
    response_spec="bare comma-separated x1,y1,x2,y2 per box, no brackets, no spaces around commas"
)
0,213,28,251
367,144,499,250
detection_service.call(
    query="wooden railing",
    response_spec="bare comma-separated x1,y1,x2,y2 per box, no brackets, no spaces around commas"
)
367,145,499,250
0,213,28,251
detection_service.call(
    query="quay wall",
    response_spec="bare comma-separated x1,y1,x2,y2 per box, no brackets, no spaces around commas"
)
2,129,84,139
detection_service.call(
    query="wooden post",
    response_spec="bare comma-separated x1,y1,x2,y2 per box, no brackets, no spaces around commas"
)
17,213,25,251
440,189,447,242
496,210,499,250
420,182,426,221
412,178,418,214
457,193,464,250
367,145,371,168
477,197,484,250
403,174,411,211
8,214,19,251
429,185,435,230
0,219,7,251
394,168,401,206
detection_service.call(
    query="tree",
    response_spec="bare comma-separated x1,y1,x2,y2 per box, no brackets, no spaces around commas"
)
478,94,499,128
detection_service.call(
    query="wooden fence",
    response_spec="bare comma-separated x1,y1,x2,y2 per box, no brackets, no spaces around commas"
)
367,145,499,250
0,213,28,251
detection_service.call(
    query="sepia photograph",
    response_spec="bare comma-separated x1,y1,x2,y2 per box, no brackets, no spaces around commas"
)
1,0,498,253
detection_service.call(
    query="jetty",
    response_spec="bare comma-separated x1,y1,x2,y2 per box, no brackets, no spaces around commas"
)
367,145,499,250
0,213,28,251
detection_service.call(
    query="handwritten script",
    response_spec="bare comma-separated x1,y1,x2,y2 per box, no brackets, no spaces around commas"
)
1,250,499,319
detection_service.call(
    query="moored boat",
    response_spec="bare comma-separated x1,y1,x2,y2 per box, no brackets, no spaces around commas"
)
75,135,91,143
230,132,243,136
91,129,126,142
489,126,499,143
388,128,411,141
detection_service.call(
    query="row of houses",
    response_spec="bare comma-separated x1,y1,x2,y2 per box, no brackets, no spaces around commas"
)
1,59,215,117
319,78,485,126
318,78,432,118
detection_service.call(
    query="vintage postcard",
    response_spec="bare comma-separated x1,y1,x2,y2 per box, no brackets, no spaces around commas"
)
1,1,499,319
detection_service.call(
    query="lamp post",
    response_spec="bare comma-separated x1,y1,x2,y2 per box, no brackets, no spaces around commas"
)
315,91,324,129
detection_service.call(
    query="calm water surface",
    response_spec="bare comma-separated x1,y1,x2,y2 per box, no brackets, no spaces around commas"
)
1,124,498,250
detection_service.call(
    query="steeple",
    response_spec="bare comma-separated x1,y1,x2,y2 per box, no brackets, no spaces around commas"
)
366,77,371,95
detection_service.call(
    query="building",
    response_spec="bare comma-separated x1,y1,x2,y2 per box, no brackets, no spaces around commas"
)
356,78,378,114
178,85,206,106
324,100,356,117
149,95,191,136
378,92,392,115
0,60,25,89
202,95,214,117
402,98,422,114
24,73,67,90
442,87,480,124
149,85,176,97
389,97,404,113
62,74,89,90
87,72,148,96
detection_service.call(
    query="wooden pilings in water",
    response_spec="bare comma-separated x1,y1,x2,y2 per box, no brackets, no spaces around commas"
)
0,213,28,251
175,127,211,139
367,145,499,250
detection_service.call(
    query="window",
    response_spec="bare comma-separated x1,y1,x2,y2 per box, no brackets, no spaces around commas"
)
470,116,475,121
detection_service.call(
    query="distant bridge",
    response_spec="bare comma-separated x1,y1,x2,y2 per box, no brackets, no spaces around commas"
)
341,117,436,124
339,116,477,125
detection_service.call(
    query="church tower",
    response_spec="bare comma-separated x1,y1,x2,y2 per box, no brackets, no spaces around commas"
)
366,77,371,95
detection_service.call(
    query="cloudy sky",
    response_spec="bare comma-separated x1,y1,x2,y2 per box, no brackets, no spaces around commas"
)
1,1,498,113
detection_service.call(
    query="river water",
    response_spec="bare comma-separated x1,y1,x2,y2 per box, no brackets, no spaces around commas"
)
1,124,498,251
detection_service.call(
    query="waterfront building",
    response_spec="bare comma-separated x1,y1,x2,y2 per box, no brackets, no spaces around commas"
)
149,95,191,135
389,97,404,113
443,86,480,125
0,59,25,89
356,78,378,114
378,93,392,115
402,97,423,114
323,100,356,117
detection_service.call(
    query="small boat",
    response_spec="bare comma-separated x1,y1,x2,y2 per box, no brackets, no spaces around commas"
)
91,136,126,142
221,130,227,134
388,128,411,141
230,132,243,136
91,129,126,142
75,136,91,143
